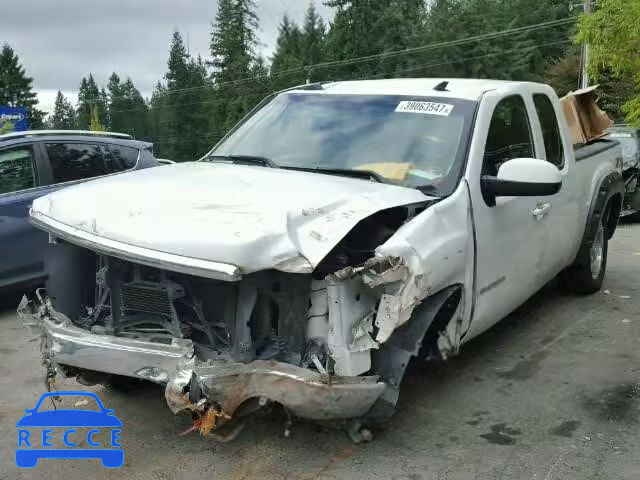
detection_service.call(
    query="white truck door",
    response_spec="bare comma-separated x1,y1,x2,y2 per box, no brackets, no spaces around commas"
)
465,94,549,340
529,92,581,282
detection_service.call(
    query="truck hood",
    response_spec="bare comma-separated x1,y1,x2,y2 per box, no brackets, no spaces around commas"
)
31,162,431,275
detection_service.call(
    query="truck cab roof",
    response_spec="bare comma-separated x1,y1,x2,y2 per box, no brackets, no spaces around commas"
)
288,78,547,101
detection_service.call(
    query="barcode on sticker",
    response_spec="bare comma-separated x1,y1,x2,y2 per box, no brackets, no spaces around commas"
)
395,101,454,116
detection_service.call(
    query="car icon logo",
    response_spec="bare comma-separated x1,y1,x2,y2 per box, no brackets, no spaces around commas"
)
16,391,123,468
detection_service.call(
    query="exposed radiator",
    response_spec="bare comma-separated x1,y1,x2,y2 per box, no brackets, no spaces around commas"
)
120,280,185,319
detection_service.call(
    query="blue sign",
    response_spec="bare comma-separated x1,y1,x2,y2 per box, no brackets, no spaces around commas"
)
15,391,123,468
0,106,29,132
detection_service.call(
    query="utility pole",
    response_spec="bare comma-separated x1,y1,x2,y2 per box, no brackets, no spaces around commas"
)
580,0,591,89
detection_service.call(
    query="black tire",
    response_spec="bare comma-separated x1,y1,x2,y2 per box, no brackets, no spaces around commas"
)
561,215,608,295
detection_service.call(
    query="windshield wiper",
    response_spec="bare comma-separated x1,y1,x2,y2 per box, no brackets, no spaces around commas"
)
207,155,279,168
282,166,386,183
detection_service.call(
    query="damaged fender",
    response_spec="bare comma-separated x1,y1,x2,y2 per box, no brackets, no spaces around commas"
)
356,182,475,355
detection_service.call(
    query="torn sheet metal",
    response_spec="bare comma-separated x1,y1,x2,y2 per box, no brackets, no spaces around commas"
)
367,182,475,351
168,361,386,421
30,162,431,275
30,298,386,423
349,313,379,352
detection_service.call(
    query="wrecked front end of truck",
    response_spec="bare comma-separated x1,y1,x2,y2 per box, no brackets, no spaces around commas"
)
20,164,474,439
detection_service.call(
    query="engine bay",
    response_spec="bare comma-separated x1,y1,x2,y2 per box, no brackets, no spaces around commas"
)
70,255,323,368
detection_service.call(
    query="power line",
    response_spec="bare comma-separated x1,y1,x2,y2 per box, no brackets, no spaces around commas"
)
89,16,576,106
105,35,574,116
368,39,573,79
110,39,576,134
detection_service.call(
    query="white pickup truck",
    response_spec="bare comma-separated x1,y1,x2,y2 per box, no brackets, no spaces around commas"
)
24,79,624,437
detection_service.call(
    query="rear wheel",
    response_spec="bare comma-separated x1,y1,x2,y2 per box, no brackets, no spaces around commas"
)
561,216,608,294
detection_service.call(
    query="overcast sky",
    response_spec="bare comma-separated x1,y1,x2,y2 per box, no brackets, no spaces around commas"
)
1,0,333,113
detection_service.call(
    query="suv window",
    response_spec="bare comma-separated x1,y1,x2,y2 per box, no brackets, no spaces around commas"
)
105,144,139,171
533,94,564,168
483,95,535,176
46,143,109,182
0,146,36,194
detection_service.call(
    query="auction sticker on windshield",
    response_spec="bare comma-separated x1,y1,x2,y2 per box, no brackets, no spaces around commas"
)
395,101,454,116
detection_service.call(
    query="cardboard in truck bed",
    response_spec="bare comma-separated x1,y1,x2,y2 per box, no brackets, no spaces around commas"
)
560,85,613,146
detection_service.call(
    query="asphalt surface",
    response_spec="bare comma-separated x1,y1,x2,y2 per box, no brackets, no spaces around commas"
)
1,225,639,480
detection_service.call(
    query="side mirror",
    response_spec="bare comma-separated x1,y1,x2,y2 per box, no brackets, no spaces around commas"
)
481,158,562,207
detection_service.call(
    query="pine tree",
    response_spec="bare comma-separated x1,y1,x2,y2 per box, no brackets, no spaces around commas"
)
149,81,170,155
209,0,266,136
107,73,126,132
158,32,213,161
107,74,149,137
76,74,108,129
324,0,425,80
301,2,326,67
50,91,76,129
413,0,468,78
121,78,150,138
416,0,572,81
209,0,258,83
270,15,305,90
0,44,45,128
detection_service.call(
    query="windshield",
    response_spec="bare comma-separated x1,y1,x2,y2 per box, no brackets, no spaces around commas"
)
211,93,476,193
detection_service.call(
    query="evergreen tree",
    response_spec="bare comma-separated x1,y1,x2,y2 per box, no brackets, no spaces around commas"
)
158,32,212,161
149,81,170,155
107,73,126,132
107,73,150,137
270,15,305,90
76,74,108,129
209,0,258,83
50,91,76,129
270,4,328,90
121,78,150,138
209,0,267,136
301,2,326,67
415,0,572,81
324,0,425,80
0,44,44,128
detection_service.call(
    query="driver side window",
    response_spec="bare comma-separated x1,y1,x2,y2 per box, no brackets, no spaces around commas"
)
483,95,535,176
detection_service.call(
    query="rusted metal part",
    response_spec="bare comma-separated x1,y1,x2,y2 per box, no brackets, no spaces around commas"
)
180,407,232,437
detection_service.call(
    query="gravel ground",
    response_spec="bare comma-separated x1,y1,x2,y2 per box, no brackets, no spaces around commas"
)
1,225,639,480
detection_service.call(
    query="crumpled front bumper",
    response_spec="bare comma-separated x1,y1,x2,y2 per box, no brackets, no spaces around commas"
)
37,313,385,421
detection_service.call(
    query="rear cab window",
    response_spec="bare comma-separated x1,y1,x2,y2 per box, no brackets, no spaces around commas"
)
533,94,564,169
0,145,36,194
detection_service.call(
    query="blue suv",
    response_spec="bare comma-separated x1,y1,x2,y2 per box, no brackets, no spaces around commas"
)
0,130,160,290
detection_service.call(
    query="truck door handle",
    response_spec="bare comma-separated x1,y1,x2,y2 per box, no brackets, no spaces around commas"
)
532,202,552,220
